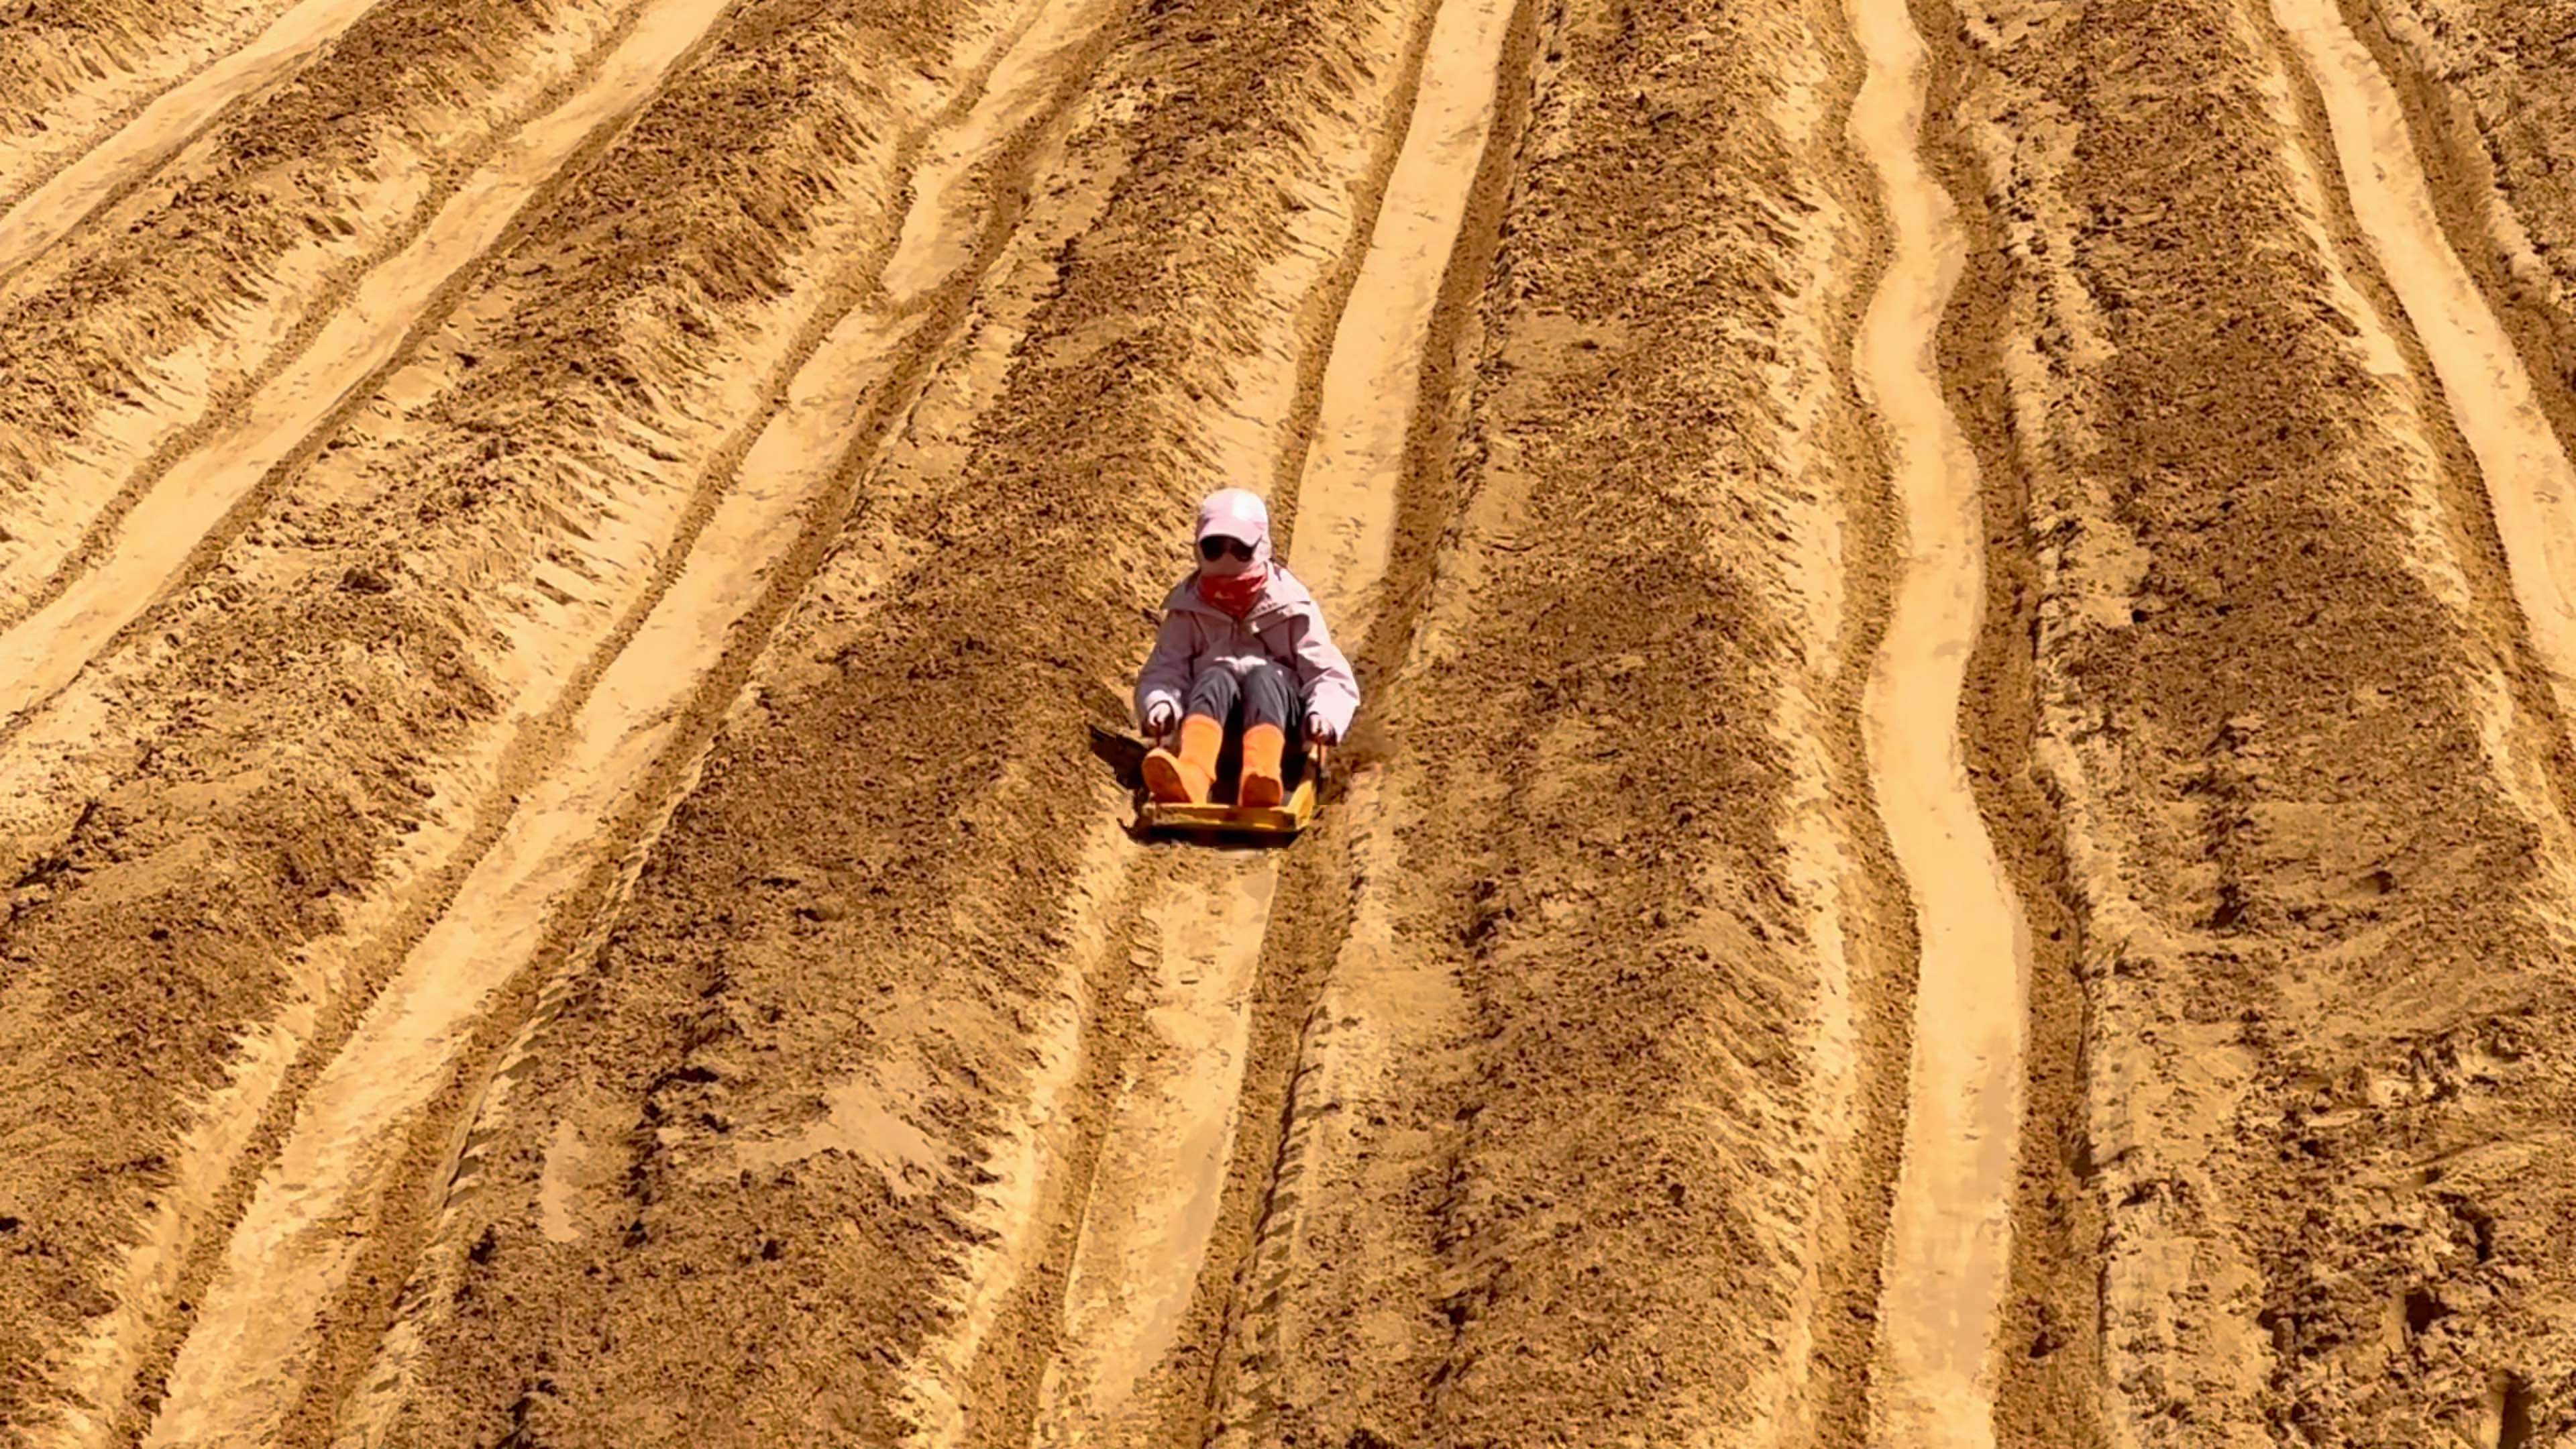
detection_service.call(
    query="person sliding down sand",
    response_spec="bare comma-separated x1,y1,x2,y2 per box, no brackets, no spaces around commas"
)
1136,488,1359,807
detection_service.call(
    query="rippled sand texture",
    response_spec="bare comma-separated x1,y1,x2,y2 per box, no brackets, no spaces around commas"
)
6,0,2576,1444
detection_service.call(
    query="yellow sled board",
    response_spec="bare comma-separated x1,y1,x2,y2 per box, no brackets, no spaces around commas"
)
1136,775,1319,839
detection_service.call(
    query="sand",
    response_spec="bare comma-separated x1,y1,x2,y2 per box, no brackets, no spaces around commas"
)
5,0,2576,1443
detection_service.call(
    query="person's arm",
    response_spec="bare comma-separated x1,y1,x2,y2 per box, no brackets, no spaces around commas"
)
1136,610,1196,733
1291,608,1358,741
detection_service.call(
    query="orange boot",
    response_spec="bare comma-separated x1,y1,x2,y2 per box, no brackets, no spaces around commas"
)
1237,722,1287,808
1144,714,1223,804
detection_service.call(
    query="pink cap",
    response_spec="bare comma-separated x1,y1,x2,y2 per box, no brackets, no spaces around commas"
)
1195,487,1270,545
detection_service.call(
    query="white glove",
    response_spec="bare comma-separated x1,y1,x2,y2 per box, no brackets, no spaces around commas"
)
1144,699,1178,735
1303,710,1340,746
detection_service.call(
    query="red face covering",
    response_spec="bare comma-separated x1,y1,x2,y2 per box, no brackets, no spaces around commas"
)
1195,562,1269,619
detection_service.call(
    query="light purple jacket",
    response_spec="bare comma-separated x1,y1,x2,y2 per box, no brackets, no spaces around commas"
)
1136,566,1360,736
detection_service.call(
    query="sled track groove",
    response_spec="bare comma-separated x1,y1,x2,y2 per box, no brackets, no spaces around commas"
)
1012,0,1533,1435
28,0,2576,1438
888,0,1465,1426
2269,0,2576,730
0,0,1100,1434
0,0,696,678
127,0,1136,1440
1189,0,1531,1428
1847,0,2031,1439
0,0,325,227
0,0,411,290
1200,0,1917,1442
1900,1,2108,1440
1929,0,2576,1439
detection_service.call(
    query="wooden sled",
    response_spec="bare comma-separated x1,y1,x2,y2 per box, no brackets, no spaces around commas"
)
1089,724,1328,841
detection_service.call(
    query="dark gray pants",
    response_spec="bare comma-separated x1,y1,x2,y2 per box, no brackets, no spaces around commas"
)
1186,659,1299,739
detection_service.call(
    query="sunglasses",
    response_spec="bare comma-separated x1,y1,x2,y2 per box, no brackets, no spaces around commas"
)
1199,535,1256,562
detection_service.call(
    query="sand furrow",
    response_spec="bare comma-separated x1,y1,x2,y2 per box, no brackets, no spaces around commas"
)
0,0,1045,1431
2271,0,2576,723
1847,0,2029,1441
2359,0,2576,476
883,0,1462,1422
21,0,2576,1438
132,5,1124,1432
0,0,310,215
1193,0,1904,1443
0,0,390,282
910,0,1440,1386
1016,0,1521,1439
0,0,680,668
313,0,1499,1435
1928,0,2576,1438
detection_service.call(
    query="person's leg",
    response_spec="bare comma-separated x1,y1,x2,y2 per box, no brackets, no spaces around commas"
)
1144,663,1240,804
1185,664,1246,726
1236,661,1299,808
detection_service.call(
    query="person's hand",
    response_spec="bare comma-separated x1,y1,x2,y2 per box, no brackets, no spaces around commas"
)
1304,711,1340,746
1144,700,1178,737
